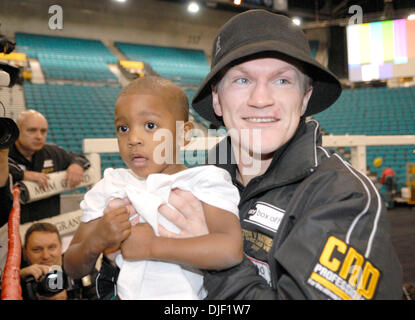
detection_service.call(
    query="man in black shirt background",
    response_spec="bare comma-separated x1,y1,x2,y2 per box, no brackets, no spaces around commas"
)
8,110,90,224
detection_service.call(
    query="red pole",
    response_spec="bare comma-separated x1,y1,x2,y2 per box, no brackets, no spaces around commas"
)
1,186,22,300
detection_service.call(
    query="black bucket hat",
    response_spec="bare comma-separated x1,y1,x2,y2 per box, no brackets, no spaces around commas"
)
192,9,342,126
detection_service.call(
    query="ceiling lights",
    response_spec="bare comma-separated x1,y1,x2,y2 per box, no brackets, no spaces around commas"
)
187,1,200,13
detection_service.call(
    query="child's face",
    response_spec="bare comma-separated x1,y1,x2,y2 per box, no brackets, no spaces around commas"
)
115,93,187,178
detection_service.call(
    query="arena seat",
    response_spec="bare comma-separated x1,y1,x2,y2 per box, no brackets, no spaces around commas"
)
16,33,118,83
312,86,415,190
114,42,210,86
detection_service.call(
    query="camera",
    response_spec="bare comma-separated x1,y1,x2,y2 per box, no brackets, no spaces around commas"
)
23,265,98,300
0,117,19,149
24,266,68,299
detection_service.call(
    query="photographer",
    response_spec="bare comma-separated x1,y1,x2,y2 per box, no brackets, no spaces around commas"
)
20,222,97,300
9,110,90,223
20,222,67,300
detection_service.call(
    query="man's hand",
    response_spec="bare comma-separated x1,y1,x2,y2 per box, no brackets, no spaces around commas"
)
20,264,50,281
23,170,50,190
65,163,84,189
158,188,209,238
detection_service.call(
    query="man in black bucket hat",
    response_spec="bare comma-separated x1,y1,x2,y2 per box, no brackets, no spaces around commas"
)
192,10,340,124
158,9,403,299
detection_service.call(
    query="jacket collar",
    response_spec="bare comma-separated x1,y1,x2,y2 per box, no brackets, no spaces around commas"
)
262,119,321,187
10,143,32,166
209,119,322,196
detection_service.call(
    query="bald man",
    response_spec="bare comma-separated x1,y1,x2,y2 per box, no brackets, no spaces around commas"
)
8,110,90,223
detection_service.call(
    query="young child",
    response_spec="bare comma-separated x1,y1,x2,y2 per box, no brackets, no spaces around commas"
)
64,76,242,300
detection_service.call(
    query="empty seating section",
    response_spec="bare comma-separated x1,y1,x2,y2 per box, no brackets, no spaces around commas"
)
37,55,118,83
314,87,415,135
23,82,125,173
23,83,205,173
16,33,118,83
115,42,210,86
313,86,415,190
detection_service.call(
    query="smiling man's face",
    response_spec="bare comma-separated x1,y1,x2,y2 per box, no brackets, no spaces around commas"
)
212,57,313,159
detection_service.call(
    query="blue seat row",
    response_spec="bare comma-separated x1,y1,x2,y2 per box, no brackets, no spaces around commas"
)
115,42,210,86
16,33,118,83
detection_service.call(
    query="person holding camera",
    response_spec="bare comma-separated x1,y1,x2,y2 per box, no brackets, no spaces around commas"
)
20,222,97,300
8,110,90,223
20,222,67,300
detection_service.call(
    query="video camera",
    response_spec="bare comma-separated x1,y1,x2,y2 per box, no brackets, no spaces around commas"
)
0,33,20,149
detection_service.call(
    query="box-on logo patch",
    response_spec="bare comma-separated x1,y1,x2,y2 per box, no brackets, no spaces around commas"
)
307,235,381,300
245,201,285,232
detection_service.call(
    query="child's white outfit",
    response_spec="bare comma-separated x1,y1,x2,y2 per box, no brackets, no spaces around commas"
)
80,165,240,300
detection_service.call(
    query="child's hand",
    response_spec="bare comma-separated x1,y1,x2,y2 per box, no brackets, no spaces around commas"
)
94,199,132,251
106,197,140,225
120,223,155,260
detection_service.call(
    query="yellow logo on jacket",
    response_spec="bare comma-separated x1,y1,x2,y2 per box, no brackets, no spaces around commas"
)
307,236,380,300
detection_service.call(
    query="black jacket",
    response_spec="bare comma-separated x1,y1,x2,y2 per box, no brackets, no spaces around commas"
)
8,143,90,224
0,178,13,227
204,119,402,300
